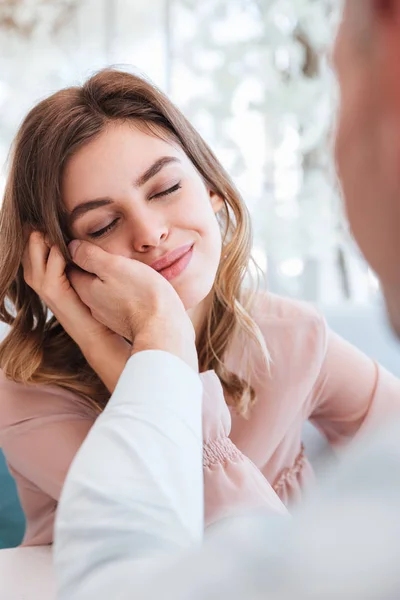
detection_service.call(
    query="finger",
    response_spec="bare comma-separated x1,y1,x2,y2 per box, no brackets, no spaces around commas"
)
22,243,32,282
24,232,49,287
68,240,113,280
68,266,97,306
45,246,67,282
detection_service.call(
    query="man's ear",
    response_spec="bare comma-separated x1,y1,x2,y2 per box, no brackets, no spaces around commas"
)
209,190,224,214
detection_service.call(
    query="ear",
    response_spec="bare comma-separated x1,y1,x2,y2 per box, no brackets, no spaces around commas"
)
209,190,224,214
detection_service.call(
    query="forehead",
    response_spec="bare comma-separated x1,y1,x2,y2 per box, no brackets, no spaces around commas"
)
62,122,189,207
67,122,183,170
62,123,192,210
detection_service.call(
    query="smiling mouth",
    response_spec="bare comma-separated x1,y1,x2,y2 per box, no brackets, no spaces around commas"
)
150,243,194,282
150,243,194,272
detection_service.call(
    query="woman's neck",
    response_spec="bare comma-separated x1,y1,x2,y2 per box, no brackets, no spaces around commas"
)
187,292,213,340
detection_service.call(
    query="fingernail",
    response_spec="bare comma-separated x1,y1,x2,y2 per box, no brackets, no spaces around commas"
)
68,240,82,258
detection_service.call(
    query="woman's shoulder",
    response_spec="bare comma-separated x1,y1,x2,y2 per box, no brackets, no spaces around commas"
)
247,291,328,366
250,291,325,327
0,369,97,437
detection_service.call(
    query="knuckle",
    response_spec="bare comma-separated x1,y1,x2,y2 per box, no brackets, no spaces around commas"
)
30,231,44,245
80,245,96,270
50,244,61,258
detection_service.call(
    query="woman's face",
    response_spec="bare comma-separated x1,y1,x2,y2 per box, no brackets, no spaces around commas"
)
62,122,223,311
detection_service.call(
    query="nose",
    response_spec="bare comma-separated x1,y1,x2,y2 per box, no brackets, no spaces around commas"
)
128,206,169,253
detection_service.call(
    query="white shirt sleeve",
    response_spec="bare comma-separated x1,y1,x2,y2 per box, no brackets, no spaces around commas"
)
54,351,400,600
54,350,204,600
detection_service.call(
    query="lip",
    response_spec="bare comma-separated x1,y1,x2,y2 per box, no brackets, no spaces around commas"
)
150,243,194,272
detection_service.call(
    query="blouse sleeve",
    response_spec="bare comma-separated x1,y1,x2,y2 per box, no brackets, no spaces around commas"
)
201,371,288,527
308,322,400,446
0,373,96,544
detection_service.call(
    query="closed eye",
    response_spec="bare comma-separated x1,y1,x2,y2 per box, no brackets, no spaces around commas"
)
87,182,181,238
150,182,182,200
89,218,119,239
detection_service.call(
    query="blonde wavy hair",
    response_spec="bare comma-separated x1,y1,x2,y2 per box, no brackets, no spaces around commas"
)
0,69,268,416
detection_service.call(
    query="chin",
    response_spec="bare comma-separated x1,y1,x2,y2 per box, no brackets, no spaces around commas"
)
174,278,215,312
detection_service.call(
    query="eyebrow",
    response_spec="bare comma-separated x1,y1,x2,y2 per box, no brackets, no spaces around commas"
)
69,156,181,225
135,156,180,187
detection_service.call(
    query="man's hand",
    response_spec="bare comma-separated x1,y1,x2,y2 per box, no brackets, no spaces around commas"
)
68,240,198,371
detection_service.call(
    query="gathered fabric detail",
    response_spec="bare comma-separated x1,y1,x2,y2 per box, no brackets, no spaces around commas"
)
203,436,243,468
272,444,306,495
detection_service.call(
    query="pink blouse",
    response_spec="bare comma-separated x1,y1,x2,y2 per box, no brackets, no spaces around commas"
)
1,293,399,545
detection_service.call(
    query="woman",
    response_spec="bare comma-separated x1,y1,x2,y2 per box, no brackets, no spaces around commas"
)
0,68,399,546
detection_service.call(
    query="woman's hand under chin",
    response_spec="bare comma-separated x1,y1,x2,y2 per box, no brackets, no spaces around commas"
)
22,231,131,392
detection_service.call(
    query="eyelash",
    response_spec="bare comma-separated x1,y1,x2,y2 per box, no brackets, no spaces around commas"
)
89,218,119,239
151,182,182,200
88,182,182,239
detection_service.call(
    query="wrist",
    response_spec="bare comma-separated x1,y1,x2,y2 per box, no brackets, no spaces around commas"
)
79,332,131,392
131,317,198,372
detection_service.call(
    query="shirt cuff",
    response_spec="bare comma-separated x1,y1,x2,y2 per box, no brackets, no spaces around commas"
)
107,350,203,439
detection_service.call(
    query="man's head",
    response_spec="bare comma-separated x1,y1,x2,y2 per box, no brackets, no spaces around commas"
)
334,0,400,334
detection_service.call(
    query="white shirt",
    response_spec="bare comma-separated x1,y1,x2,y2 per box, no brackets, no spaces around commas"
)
54,350,400,600
54,350,204,600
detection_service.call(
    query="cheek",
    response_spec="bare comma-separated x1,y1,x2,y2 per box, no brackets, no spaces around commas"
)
334,21,370,174
335,73,370,185
198,206,223,256
334,105,356,190
335,108,366,230
334,112,346,180
98,235,132,259
181,188,221,238
183,198,222,267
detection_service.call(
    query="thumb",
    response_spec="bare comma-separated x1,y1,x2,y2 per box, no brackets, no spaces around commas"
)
68,239,112,278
